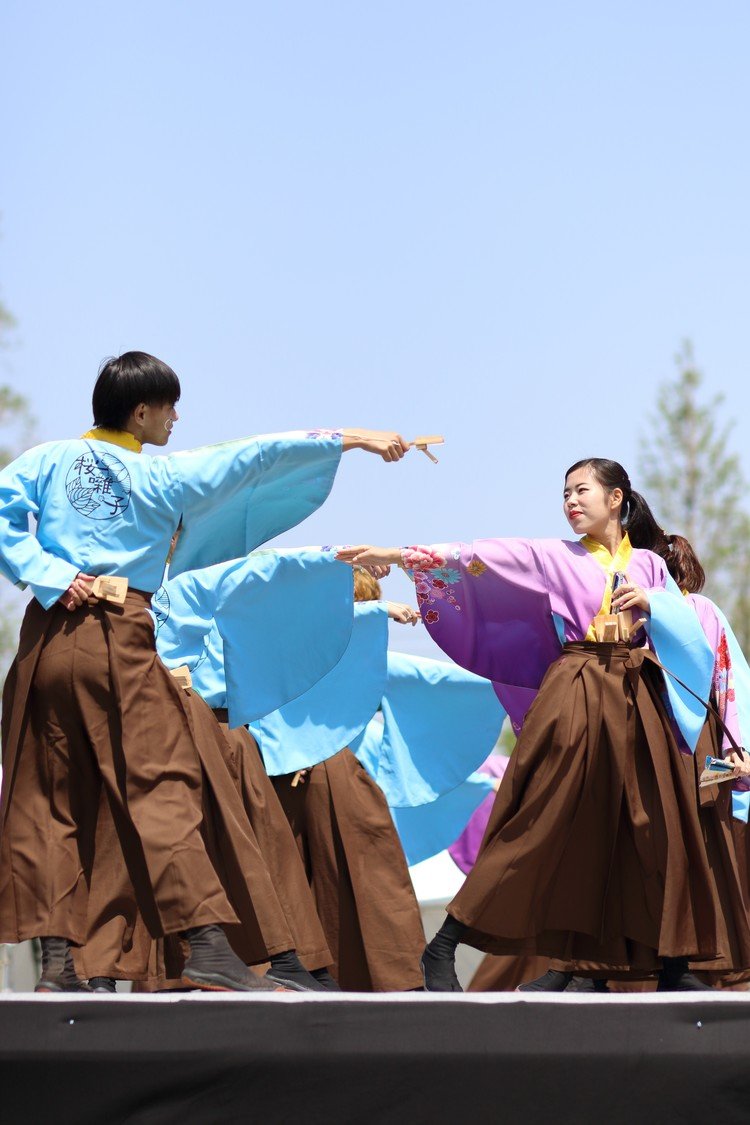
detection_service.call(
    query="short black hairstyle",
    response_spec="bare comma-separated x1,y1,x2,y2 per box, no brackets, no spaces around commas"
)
92,351,181,429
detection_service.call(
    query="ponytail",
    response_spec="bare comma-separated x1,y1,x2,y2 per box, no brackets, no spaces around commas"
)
652,533,706,593
622,489,666,552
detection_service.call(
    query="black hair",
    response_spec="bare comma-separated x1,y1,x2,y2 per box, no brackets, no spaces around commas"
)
564,457,667,552
92,351,181,430
653,534,706,593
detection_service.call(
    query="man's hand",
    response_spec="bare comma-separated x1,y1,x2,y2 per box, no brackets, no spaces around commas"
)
342,430,410,462
58,572,97,612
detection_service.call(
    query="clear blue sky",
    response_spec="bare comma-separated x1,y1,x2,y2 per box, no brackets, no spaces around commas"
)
3,1,750,656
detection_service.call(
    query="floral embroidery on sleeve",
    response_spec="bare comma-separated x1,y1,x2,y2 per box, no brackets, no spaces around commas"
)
306,429,343,440
414,570,464,623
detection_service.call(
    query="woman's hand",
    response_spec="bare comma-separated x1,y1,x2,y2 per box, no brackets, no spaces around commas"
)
342,430,411,462
611,582,650,614
386,601,421,626
58,572,97,612
724,751,750,778
336,546,402,568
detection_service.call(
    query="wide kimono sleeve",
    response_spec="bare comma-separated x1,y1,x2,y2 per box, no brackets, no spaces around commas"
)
350,651,506,806
155,548,354,724
168,431,343,574
0,446,80,608
648,576,716,753
409,539,562,732
687,594,743,754
250,601,389,775
391,772,498,868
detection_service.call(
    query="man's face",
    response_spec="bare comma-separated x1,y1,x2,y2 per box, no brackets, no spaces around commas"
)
140,402,179,447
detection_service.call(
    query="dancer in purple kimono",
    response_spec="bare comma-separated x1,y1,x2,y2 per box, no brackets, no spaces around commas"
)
337,458,748,991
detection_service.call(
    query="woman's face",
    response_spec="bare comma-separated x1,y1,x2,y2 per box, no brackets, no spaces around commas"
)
563,466,620,537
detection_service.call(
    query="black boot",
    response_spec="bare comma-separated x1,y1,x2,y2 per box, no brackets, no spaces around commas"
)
35,937,91,993
517,969,572,992
88,977,117,993
309,967,342,991
421,916,465,992
266,950,331,992
180,925,287,992
565,976,610,993
657,957,714,992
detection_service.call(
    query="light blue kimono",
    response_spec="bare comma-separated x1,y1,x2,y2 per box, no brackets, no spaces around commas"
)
391,772,497,867
350,653,504,866
154,548,355,727
250,602,390,775
350,652,505,806
647,584,716,752
0,431,341,608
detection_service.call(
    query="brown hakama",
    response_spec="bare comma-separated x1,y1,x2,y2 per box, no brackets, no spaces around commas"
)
0,593,238,946
214,714,332,971
272,748,425,991
688,717,750,985
76,690,304,984
449,642,740,972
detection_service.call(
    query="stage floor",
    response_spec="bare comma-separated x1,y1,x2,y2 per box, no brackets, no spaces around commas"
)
2,991,750,1124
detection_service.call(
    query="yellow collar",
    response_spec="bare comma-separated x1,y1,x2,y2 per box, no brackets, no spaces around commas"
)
81,427,142,454
582,534,633,640
580,533,632,577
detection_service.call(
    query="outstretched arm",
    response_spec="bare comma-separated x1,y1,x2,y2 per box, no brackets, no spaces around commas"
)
336,546,404,568
341,431,410,462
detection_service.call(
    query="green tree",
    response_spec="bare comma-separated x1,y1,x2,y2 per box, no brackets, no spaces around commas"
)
638,341,750,650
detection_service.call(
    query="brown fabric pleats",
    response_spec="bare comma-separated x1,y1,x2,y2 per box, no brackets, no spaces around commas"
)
689,716,750,973
272,748,425,991
0,595,237,946
732,817,750,913
450,643,732,972
217,720,332,971
76,690,296,983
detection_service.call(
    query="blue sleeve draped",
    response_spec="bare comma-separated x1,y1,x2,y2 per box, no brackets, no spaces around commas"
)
250,601,389,775
169,432,342,574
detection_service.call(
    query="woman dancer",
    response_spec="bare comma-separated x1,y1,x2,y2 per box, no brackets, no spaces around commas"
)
337,458,744,991
469,533,750,993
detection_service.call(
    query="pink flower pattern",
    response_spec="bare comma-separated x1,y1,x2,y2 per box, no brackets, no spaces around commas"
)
414,562,464,623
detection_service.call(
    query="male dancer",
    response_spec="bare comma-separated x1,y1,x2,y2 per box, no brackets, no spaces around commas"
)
0,350,409,991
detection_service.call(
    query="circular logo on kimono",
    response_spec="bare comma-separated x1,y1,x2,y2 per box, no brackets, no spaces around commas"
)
151,586,170,634
66,451,131,520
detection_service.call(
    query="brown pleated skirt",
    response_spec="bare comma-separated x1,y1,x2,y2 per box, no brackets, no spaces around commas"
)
76,690,299,983
689,720,750,986
0,594,237,946
468,712,750,990
450,643,733,972
272,748,425,991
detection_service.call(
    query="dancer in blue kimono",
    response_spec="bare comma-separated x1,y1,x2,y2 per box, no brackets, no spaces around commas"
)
0,349,411,992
